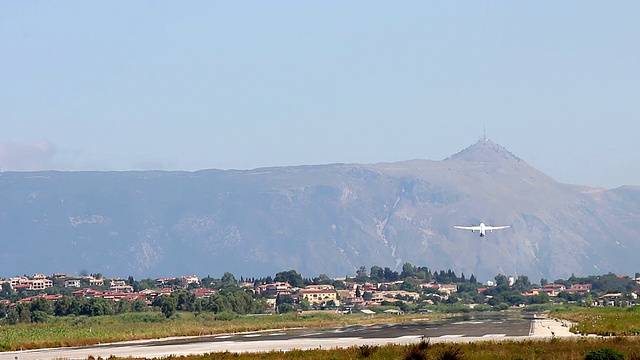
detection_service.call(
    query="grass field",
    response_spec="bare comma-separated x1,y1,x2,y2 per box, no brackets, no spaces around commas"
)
3,306,640,359
0,311,437,351
552,305,640,336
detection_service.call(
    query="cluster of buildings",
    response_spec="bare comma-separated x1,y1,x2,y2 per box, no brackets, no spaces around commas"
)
2,272,640,311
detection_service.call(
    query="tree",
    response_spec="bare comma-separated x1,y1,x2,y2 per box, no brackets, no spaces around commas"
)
277,303,295,314
514,275,532,292
158,296,177,318
400,278,421,292
276,294,294,306
18,307,32,323
457,282,478,293
275,270,305,288
469,274,477,284
0,282,13,299
300,299,311,310
355,266,369,283
221,272,237,285
401,263,416,279
332,280,347,290
494,274,509,288
502,291,526,306
135,278,158,292
226,291,260,314
29,296,53,315
5,308,18,324
87,297,114,316
313,274,332,285
383,267,399,282
369,266,384,282
174,290,196,311
31,310,49,323
201,276,217,288
115,299,133,314
527,292,549,305
585,294,594,307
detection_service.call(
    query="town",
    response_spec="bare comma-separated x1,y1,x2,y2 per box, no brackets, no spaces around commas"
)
2,263,640,323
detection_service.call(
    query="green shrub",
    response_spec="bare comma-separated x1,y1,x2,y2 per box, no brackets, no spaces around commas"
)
585,348,624,360
214,311,239,321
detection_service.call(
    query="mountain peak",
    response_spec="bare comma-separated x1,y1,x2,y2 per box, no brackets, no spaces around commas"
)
445,139,521,163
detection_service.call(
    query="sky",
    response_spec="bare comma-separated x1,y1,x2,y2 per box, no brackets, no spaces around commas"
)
1,2,639,188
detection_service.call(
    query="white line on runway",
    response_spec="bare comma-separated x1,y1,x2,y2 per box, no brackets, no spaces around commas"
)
482,334,506,337
215,335,233,339
243,334,261,338
438,334,465,338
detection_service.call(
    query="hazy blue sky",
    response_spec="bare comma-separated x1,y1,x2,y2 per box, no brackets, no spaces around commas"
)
2,2,639,188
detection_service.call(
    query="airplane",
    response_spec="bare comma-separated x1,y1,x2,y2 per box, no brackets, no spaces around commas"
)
453,222,510,237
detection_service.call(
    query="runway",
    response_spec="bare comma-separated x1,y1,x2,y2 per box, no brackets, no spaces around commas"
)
2,315,576,360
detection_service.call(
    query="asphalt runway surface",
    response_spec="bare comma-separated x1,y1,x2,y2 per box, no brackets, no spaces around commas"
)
2,315,554,360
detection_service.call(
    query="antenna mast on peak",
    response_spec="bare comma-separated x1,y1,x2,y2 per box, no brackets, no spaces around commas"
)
483,124,488,141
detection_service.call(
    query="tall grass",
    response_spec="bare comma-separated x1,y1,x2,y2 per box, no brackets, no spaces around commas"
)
552,305,640,336
109,337,640,360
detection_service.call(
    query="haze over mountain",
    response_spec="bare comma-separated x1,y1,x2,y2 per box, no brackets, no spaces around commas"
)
1,140,639,282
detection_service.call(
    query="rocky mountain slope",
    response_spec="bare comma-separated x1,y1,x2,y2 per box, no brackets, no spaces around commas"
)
1,139,639,281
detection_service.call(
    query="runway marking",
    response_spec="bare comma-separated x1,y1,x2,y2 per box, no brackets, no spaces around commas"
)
482,334,506,337
396,335,424,339
438,334,464,338
301,333,323,337
243,334,261,338
215,335,232,339
453,321,484,325
268,333,285,336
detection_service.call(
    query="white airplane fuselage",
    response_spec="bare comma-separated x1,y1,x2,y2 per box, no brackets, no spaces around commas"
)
453,222,511,237
478,222,488,237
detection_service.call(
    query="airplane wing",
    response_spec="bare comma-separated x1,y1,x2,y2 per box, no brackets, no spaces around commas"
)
485,225,511,230
453,226,480,231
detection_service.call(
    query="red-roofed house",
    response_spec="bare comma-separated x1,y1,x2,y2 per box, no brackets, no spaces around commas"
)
566,284,592,294
71,288,104,297
541,284,566,297
193,288,217,298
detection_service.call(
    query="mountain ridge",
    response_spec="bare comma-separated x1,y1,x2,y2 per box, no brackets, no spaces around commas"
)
1,141,639,281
